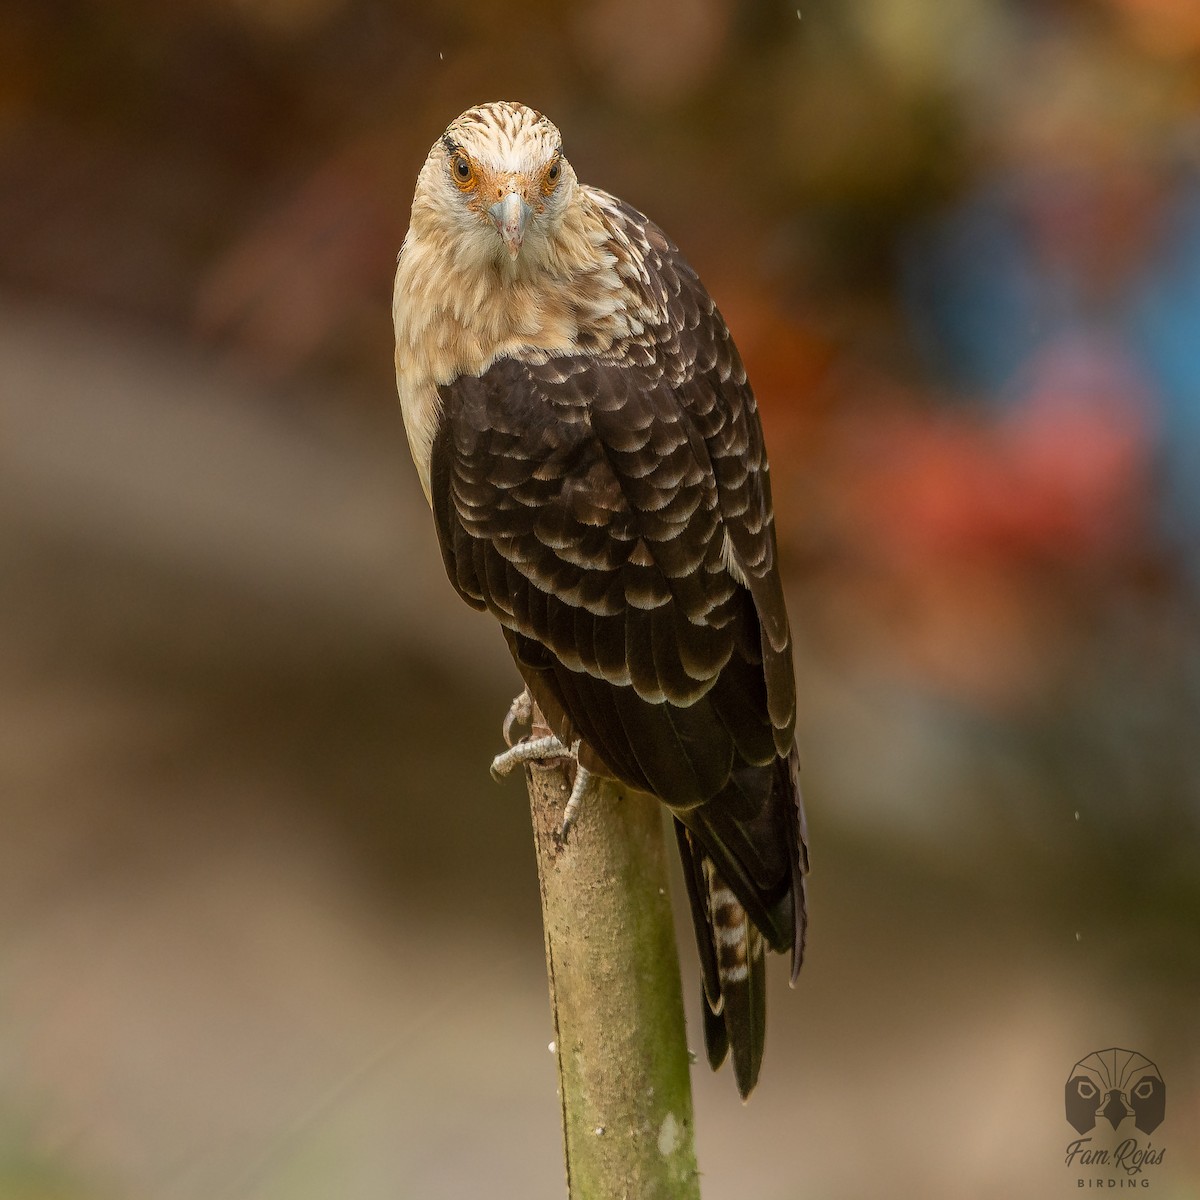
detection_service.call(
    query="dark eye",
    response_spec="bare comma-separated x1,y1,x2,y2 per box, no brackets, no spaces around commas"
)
543,157,562,195
548,161,559,181
450,153,474,189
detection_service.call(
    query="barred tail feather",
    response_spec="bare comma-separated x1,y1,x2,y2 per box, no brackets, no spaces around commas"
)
675,825,770,1098
673,745,808,1098
706,860,767,1098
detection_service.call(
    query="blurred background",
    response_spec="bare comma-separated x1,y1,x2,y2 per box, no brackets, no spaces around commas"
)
2,0,1199,1196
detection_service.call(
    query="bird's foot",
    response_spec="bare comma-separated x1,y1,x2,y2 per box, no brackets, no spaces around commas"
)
501,688,533,747
490,729,593,839
490,734,574,781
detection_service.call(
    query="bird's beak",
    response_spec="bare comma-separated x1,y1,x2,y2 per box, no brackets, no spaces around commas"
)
489,191,533,259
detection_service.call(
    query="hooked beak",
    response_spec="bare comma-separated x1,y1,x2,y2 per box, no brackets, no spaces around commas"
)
488,191,533,259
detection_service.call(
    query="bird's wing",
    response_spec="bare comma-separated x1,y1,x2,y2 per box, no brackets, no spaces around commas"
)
596,193,797,756
431,348,776,804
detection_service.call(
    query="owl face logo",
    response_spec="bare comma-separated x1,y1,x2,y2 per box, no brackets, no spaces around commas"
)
1065,1048,1165,1136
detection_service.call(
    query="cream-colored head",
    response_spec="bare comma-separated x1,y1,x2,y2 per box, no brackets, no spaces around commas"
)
409,101,578,272
395,101,634,503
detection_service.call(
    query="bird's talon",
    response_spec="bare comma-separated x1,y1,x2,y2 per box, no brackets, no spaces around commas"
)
559,757,591,838
502,688,533,747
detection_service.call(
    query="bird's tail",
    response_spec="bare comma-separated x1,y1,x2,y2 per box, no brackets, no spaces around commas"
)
673,745,807,1098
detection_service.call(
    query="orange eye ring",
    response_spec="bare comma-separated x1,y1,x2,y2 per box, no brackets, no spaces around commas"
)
450,152,475,191
541,155,562,196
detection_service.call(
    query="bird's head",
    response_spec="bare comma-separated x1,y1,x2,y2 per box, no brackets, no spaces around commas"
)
411,101,577,272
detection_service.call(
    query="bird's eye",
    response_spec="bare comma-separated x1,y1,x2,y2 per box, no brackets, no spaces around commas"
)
450,153,475,190
542,157,562,194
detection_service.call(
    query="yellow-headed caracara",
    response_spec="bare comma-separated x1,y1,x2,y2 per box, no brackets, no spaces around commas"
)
393,101,808,1098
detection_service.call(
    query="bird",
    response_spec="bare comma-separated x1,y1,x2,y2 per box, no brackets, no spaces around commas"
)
392,100,808,1098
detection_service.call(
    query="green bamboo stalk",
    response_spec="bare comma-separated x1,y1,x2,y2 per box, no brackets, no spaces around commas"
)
522,711,702,1200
